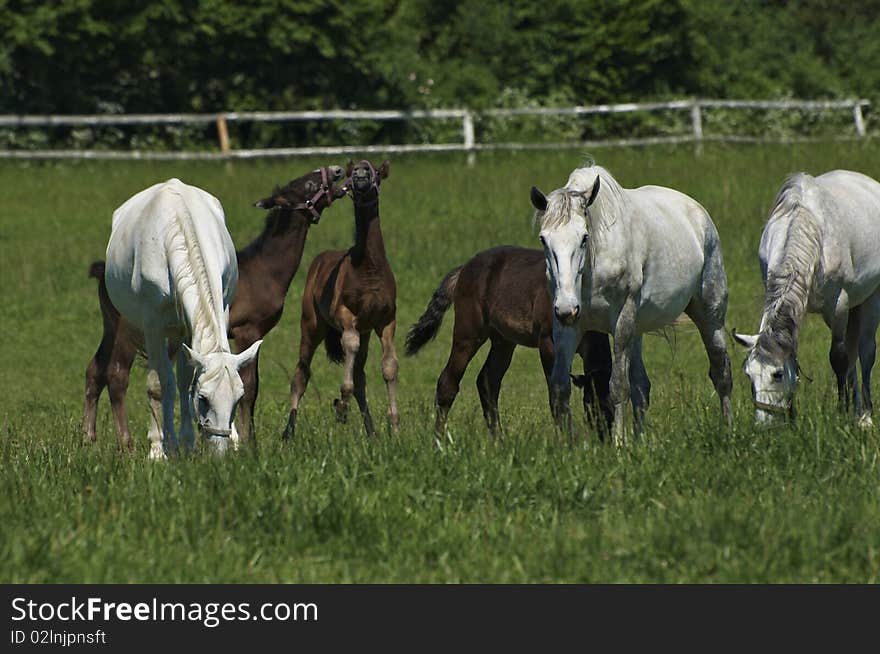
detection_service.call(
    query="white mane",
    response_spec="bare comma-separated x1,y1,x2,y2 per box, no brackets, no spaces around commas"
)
161,186,229,355
757,173,823,357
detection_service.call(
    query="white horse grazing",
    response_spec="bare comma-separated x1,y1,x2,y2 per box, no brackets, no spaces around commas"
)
105,178,261,459
532,164,732,445
733,170,880,425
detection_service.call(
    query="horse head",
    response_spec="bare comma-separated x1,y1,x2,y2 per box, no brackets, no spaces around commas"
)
733,329,798,423
346,159,389,205
532,175,601,326
183,341,262,447
254,165,346,223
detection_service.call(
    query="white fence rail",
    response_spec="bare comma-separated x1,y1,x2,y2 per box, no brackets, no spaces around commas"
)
0,98,870,160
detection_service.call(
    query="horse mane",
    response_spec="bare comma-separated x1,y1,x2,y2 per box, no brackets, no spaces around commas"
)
756,173,823,359
535,163,629,251
162,187,228,354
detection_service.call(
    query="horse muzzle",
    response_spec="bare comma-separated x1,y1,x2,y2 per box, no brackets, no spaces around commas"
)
555,305,581,326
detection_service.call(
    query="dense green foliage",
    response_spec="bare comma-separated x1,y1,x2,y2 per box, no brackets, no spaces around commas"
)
1,1,878,148
2,143,880,582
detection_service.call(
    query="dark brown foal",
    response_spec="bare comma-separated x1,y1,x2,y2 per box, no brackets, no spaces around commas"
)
282,159,399,440
83,165,346,448
406,246,613,438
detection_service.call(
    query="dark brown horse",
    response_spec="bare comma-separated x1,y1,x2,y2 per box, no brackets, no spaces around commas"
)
83,165,347,449
406,246,613,438
282,159,398,440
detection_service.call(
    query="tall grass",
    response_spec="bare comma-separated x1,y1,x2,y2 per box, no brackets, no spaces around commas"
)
1,143,879,582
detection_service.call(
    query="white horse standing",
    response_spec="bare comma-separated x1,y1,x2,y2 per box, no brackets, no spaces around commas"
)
733,170,880,424
105,178,261,459
532,164,732,445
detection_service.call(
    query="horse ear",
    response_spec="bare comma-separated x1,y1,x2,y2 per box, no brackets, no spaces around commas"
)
530,186,548,212
234,340,263,369
584,176,601,207
378,160,390,179
182,343,206,368
345,159,354,177
732,329,758,349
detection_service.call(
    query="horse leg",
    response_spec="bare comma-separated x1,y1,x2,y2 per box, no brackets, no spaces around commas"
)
435,334,485,437
333,314,360,424
144,332,176,460
175,349,196,452
233,331,261,448
576,331,614,438
846,304,863,417
107,339,136,451
857,292,880,426
377,321,400,434
609,299,637,447
549,321,581,440
283,309,325,442
827,299,852,413
351,337,376,437
83,341,109,445
476,337,515,439
434,304,486,437
627,336,651,435
685,303,733,425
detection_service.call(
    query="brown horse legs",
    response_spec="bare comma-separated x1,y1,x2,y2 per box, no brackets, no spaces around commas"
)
350,338,376,436
83,331,135,450
435,335,485,436
378,321,400,433
333,326,361,422
282,318,323,441
233,333,260,447
476,338,515,438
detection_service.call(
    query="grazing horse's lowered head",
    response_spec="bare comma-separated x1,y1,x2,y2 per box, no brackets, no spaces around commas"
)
346,159,389,204
732,330,799,423
184,341,262,444
254,165,347,223
531,173,601,326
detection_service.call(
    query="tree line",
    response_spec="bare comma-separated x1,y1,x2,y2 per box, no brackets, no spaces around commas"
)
2,0,877,147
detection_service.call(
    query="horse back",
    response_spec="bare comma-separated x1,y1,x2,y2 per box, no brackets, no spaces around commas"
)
105,179,236,329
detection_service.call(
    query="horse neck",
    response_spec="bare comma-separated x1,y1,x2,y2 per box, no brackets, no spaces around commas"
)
165,205,230,355
243,210,311,289
757,208,822,357
351,200,387,268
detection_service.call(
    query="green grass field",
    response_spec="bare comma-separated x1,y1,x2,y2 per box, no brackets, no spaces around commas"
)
2,143,879,583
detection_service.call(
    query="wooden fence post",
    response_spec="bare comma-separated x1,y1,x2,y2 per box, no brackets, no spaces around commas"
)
216,115,230,155
853,102,866,137
690,100,703,155
462,111,475,166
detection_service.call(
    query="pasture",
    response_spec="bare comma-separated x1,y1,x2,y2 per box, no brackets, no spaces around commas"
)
2,142,879,582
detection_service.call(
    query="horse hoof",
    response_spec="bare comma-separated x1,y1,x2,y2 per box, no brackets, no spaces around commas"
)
333,399,348,423
148,446,167,462
857,413,874,429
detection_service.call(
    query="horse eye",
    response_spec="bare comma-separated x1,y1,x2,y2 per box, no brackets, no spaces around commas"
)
539,236,547,247
771,369,785,381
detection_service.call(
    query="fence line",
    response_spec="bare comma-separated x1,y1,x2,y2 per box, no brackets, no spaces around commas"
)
0,98,870,160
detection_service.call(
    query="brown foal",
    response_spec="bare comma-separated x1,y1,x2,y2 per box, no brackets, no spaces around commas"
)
83,165,346,449
406,246,613,438
282,159,399,440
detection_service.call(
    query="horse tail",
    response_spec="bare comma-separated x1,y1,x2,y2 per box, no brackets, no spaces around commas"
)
88,260,105,280
405,266,462,356
324,327,345,364
89,260,120,327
